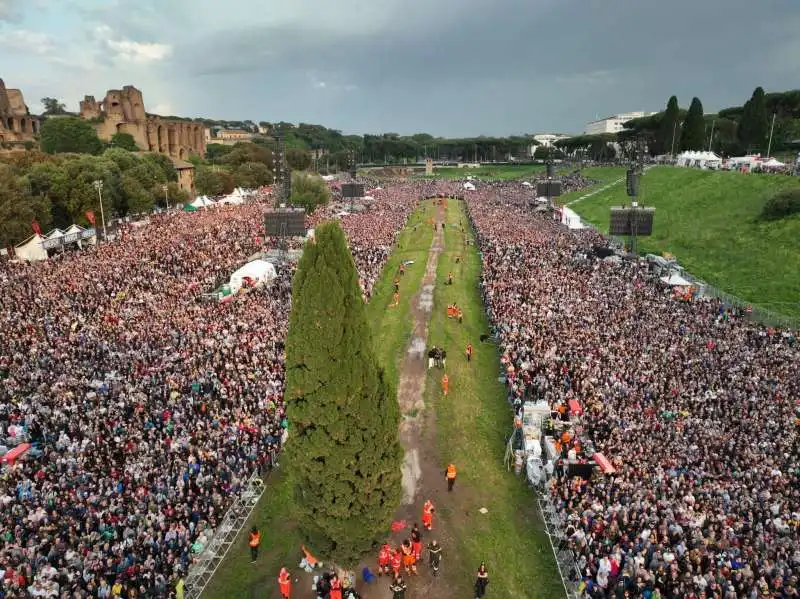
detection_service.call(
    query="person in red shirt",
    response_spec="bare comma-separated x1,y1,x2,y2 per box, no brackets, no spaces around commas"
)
378,543,392,576
391,548,402,579
329,573,342,599
277,567,291,598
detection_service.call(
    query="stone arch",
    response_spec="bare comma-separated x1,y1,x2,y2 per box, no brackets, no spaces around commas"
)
179,147,186,160
9,117,20,133
2,117,10,130
157,125,166,152
194,126,202,150
19,117,28,134
167,127,177,155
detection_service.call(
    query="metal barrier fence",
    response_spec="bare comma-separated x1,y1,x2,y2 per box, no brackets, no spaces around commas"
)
183,472,266,599
568,213,799,331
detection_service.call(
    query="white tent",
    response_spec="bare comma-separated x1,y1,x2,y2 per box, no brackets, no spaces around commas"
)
521,181,532,187
14,234,47,262
559,206,586,229
217,194,244,206
660,273,692,287
45,228,65,241
463,182,476,191
761,157,785,170
677,151,722,169
191,195,215,208
229,259,277,294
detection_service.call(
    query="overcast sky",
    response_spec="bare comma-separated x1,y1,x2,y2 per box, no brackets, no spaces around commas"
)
1,0,799,137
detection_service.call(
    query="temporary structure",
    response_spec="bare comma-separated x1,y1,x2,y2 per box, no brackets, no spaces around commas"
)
463,182,476,191
676,151,722,169
229,259,277,294
14,234,47,262
190,195,215,209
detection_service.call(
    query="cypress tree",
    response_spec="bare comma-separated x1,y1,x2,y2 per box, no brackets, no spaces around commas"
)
657,96,680,155
284,221,403,565
680,97,705,151
738,87,769,151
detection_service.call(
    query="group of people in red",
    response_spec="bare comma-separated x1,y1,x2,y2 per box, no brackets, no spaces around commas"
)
376,499,442,597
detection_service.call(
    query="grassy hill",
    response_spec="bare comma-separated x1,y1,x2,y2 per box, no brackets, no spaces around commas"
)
568,166,800,322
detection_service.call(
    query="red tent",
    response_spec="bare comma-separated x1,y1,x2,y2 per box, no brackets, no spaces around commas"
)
568,399,583,416
593,452,616,474
1,443,31,465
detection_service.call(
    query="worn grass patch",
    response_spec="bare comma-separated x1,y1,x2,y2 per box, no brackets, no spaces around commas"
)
423,199,563,599
203,201,437,599
570,166,800,320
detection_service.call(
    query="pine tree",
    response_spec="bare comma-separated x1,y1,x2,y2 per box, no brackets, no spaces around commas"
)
738,87,769,152
679,97,705,151
657,96,680,155
284,221,403,565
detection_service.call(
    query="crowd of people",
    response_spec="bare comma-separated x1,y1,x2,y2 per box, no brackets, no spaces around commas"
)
0,184,419,598
465,182,800,598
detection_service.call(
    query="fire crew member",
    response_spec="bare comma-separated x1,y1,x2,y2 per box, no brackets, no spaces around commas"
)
410,524,422,561
428,541,442,576
277,567,291,598
248,526,261,562
445,463,457,492
441,374,449,396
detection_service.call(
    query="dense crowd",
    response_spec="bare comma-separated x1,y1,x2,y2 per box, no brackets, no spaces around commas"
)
466,185,800,598
0,185,416,598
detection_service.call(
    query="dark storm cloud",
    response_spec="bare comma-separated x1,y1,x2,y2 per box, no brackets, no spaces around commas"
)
53,0,800,135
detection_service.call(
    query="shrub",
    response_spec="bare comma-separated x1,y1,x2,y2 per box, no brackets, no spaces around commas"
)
761,187,800,220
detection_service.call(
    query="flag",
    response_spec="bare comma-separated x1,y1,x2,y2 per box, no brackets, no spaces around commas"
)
85,210,96,226
31,220,42,236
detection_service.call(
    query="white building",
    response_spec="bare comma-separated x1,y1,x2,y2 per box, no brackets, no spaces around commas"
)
584,112,657,136
532,133,571,148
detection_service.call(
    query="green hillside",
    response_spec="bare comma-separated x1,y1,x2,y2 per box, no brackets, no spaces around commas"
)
568,166,800,321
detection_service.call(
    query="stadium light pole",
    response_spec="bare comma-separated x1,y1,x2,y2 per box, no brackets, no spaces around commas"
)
93,180,107,242
766,112,777,158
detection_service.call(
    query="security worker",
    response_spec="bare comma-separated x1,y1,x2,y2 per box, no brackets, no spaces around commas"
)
248,526,261,562
445,463,457,492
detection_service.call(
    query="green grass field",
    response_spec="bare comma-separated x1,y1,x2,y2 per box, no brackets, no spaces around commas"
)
413,163,544,181
568,166,800,320
203,202,436,599
423,199,563,599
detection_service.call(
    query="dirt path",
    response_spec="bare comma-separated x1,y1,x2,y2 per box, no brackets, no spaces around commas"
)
381,202,463,598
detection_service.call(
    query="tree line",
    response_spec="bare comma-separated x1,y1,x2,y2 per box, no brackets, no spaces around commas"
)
557,88,800,158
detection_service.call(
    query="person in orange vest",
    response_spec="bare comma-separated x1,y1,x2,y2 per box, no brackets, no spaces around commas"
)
378,543,392,576
329,573,342,599
390,291,399,308
248,526,261,562
277,567,291,599
422,499,435,531
445,463,457,492
441,373,449,396
465,343,473,363
391,547,403,579
401,539,416,574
